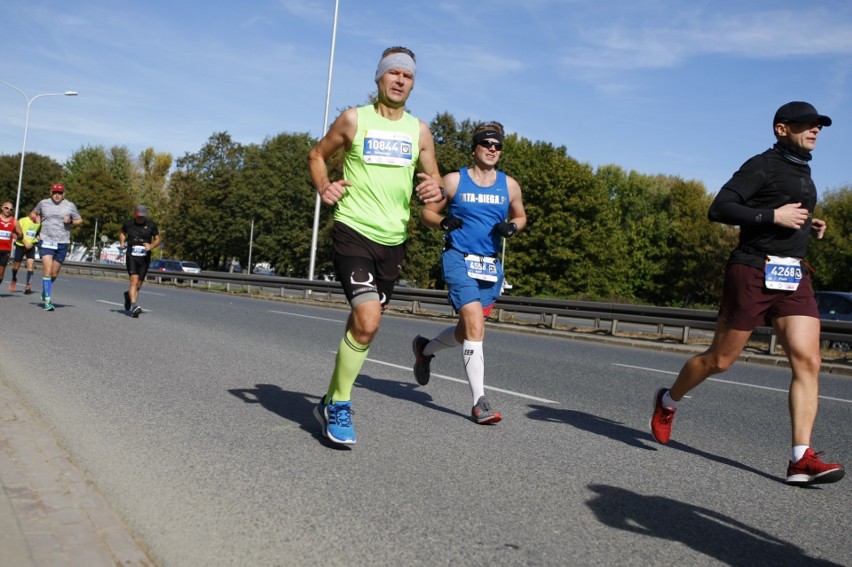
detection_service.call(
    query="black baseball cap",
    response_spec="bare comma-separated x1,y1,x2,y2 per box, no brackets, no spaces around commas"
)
774,101,832,127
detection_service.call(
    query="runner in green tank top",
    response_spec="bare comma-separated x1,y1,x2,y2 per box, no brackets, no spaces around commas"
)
307,46,444,445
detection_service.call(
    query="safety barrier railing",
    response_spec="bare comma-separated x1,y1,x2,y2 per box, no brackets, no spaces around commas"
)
61,260,852,351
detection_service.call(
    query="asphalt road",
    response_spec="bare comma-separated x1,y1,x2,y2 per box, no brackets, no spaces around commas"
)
1,275,850,566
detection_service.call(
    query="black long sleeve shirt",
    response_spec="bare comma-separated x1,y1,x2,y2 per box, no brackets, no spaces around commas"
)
708,142,816,269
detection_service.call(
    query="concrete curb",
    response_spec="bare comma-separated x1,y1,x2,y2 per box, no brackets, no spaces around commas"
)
0,379,155,566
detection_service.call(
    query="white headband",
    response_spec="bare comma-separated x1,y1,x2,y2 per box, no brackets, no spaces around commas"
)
375,53,416,82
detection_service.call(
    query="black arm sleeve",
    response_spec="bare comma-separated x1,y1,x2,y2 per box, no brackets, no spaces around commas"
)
708,187,775,226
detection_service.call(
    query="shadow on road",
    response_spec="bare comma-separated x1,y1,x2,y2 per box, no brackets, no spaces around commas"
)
227,384,350,450
527,403,653,450
526,404,780,483
354,374,469,420
586,484,842,566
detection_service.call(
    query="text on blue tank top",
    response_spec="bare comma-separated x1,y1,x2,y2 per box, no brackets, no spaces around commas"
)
447,168,510,257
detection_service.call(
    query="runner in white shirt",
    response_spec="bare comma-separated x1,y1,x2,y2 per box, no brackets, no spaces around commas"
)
31,183,82,311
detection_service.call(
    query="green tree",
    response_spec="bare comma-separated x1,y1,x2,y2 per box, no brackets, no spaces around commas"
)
70,168,134,246
63,145,141,246
499,138,623,299
810,186,852,291
107,146,137,196
0,153,64,215
658,178,737,307
138,148,172,222
596,166,670,302
163,132,245,267
238,133,318,276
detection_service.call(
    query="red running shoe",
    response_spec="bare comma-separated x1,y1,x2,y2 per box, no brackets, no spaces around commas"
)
650,388,676,444
786,448,845,486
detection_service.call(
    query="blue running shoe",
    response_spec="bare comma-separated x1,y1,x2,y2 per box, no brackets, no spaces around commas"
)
43,302,55,312
313,396,356,444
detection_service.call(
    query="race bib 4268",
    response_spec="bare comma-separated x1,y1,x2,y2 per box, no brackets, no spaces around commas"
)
765,256,802,291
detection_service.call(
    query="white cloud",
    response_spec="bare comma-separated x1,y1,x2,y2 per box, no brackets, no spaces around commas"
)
560,8,852,71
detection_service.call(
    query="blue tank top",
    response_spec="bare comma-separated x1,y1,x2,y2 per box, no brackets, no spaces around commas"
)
446,168,510,257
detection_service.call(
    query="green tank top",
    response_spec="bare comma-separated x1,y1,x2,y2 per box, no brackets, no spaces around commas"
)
16,217,40,246
335,105,421,245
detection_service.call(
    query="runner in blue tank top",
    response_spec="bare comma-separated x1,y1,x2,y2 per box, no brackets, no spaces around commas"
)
412,122,527,424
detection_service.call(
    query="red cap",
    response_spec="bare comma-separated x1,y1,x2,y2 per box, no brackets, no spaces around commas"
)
51,183,65,193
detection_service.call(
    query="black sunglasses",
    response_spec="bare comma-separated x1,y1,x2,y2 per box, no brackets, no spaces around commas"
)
782,120,823,131
477,140,503,151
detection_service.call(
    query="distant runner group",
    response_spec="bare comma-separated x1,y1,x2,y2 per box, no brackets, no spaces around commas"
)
1,183,157,317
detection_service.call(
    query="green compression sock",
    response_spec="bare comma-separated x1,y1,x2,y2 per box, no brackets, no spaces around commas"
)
326,330,369,403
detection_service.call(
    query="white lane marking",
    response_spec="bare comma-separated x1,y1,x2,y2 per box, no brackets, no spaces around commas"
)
269,310,344,323
273,309,557,403
367,358,559,404
140,290,166,296
615,364,677,376
613,363,852,404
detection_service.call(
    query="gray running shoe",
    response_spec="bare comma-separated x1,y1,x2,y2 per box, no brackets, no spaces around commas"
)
471,396,502,424
132,305,142,318
412,335,434,386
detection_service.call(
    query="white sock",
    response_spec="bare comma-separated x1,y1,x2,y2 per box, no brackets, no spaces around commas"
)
792,445,809,463
662,390,679,409
424,326,460,357
462,340,485,405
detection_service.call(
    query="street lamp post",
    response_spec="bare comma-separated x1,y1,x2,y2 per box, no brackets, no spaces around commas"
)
247,217,255,275
307,0,340,282
0,80,78,220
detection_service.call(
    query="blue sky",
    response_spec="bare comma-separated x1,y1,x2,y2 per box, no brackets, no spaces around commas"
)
3,1,852,197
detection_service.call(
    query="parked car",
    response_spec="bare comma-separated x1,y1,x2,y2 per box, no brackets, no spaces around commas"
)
815,291,852,350
252,263,276,276
150,259,182,272
179,261,202,274
815,291,852,321
149,259,201,283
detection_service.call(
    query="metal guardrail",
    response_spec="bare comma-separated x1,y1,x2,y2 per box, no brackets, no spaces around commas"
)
61,260,852,350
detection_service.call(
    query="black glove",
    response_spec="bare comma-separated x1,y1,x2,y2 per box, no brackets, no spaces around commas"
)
440,217,463,232
495,222,518,238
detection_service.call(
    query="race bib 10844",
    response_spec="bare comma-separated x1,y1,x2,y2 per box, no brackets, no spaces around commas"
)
362,130,413,167
765,255,802,291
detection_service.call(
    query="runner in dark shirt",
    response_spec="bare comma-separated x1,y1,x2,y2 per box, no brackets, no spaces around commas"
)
119,205,160,318
650,101,844,487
